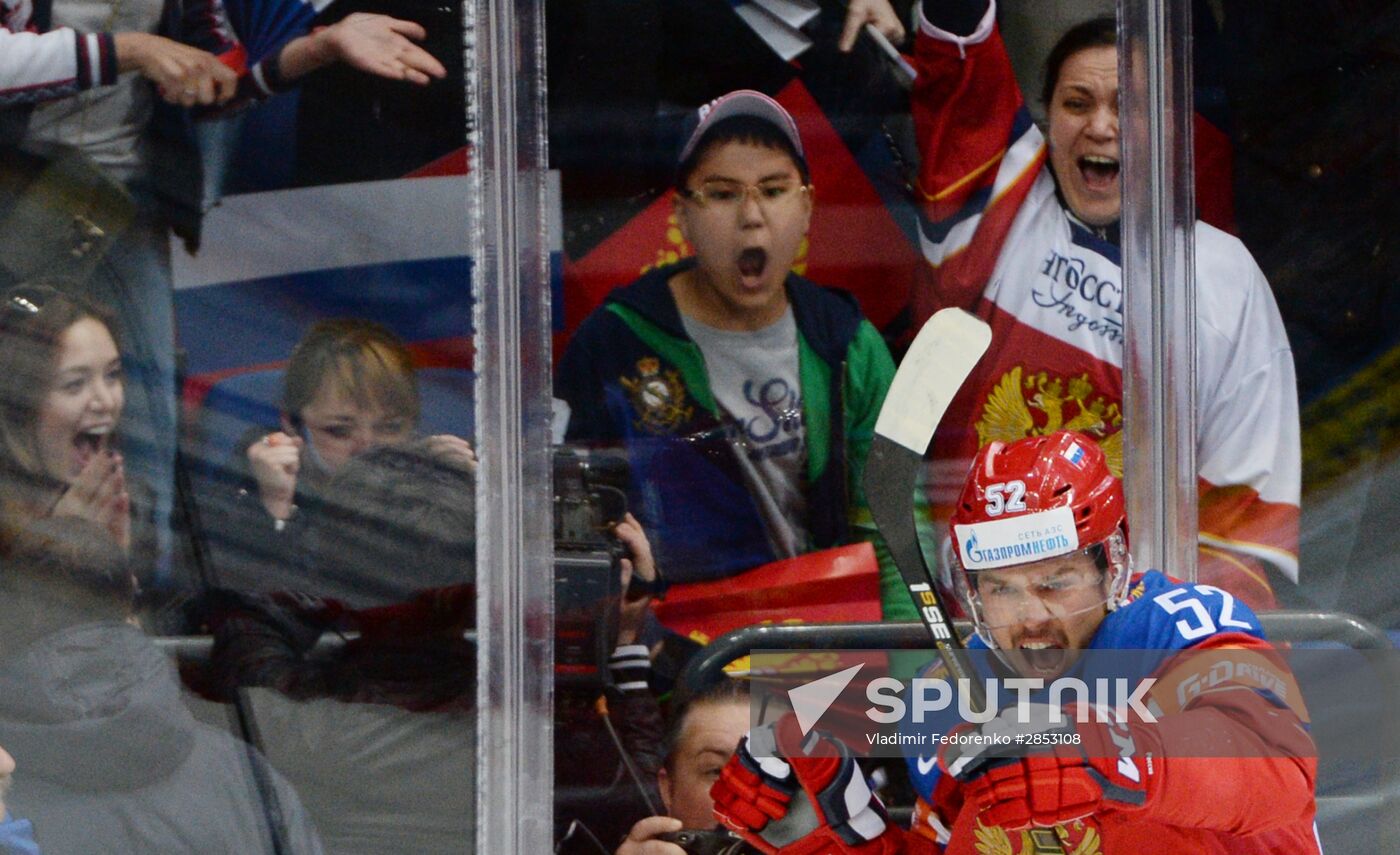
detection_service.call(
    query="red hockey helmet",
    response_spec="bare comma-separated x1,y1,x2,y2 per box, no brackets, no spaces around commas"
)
948,431,1130,643
951,431,1125,554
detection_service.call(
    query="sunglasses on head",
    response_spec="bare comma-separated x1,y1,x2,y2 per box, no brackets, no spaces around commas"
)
3,287,51,318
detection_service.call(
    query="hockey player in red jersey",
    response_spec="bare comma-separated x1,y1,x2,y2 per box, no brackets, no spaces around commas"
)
708,431,1318,853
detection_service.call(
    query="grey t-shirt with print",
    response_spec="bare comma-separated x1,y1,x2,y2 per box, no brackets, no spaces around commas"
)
680,307,811,560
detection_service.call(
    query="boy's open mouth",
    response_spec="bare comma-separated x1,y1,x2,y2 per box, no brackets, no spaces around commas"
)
737,247,768,285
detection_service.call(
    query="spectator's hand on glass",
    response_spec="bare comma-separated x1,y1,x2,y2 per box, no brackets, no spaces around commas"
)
314,13,448,86
423,434,477,474
613,512,656,647
247,431,303,521
839,0,906,53
615,816,685,854
113,32,239,106
50,452,131,551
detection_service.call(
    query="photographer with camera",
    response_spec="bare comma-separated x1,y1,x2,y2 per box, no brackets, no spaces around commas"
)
612,680,753,855
556,502,679,851
593,510,668,805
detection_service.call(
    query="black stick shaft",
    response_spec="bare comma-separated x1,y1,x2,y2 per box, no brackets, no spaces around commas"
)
864,436,988,710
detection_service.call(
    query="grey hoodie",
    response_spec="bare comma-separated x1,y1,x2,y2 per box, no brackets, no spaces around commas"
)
0,621,322,854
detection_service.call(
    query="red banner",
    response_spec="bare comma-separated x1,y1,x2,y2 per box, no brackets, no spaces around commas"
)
653,541,881,643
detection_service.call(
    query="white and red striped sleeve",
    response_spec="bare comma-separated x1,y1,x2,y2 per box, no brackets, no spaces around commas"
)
907,0,1045,317
0,25,116,106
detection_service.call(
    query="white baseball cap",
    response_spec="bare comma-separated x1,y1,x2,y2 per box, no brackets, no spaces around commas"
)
677,89,807,169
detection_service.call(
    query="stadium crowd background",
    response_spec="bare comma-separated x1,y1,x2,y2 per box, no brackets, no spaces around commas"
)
0,0,1394,852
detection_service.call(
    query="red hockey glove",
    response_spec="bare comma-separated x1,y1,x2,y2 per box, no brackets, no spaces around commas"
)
957,704,1158,830
710,713,903,855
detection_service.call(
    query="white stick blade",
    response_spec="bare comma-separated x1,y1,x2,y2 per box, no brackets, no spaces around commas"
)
875,308,992,454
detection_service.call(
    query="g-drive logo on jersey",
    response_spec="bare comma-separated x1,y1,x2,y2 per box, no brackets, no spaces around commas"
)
955,506,1078,570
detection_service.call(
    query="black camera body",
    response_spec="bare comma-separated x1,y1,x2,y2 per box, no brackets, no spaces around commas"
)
553,446,630,689
656,829,756,855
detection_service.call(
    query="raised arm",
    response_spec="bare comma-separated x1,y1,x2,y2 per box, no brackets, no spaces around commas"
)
243,13,446,99
903,0,1043,314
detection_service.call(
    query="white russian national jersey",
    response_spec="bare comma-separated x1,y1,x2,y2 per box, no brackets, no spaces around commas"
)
1,0,116,107
908,3,1300,609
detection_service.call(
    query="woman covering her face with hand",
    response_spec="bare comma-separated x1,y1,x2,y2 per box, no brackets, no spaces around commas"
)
244,318,475,524
0,284,152,566
206,318,474,596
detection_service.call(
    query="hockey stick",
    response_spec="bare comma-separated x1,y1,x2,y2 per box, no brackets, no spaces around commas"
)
863,307,990,694
864,309,1070,854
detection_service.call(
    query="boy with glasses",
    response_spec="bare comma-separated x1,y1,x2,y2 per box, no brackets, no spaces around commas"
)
556,90,900,610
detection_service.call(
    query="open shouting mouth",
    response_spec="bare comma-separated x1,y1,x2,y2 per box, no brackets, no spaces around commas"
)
1077,155,1120,191
73,424,114,470
737,247,768,289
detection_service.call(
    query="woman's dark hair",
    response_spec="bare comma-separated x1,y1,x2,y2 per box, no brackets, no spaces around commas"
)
1041,15,1117,107
0,283,121,503
281,318,420,428
675,115,810,192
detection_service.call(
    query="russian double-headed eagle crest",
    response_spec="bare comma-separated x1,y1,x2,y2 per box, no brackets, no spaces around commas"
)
620,356,693,435
974,819,1101,855
975,366,1124,477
